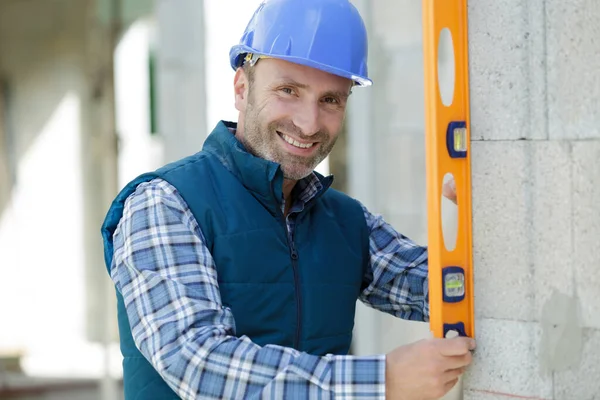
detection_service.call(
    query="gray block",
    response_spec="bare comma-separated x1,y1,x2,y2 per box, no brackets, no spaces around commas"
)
471,142,533,321
546,0,600,139
529,141,574,320
539,290,584,374
554,329,600,400
468,0,547,140
572,142,600,329
463,318,553,398
471,141,576,322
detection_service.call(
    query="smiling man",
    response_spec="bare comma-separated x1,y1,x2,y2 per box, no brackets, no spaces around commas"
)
101,0,475,399
235,56,353,212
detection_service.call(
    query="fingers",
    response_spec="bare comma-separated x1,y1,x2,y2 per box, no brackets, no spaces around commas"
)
444,352,473,371
437,337,476,356
442,185,457,202
443,367,465,383
443,377,460,393
442,178,457,203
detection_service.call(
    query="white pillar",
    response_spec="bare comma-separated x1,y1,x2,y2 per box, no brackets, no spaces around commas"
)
347,0,381,357
156,0,208,162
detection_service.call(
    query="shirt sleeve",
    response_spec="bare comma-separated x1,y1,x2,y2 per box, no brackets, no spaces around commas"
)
358,203,430,322
110,178,386,400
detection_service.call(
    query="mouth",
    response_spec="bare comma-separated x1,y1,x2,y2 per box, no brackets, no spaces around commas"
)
277,131,317,150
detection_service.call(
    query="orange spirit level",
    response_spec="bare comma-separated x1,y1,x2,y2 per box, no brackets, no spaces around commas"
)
423,0,475,339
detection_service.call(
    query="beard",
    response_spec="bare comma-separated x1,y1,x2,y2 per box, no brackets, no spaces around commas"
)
240,102,337,180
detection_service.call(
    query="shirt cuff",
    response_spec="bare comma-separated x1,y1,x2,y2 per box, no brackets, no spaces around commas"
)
330,354,386,399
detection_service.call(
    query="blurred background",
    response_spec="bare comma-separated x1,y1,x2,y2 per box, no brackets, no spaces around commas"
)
0,0,522,398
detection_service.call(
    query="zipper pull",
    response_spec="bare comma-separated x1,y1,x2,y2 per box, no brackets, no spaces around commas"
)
290,240,299,260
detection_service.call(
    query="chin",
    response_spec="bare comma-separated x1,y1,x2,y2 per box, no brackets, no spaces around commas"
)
282,168,313,181
278,157,322,180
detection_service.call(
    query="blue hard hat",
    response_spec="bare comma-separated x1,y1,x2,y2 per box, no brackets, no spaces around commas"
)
229,0,372,87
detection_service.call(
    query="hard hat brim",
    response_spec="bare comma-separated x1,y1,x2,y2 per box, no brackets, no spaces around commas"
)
230,45,372,87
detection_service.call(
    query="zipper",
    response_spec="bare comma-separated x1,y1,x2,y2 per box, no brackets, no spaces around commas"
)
271,174,333,350
281,214,301,349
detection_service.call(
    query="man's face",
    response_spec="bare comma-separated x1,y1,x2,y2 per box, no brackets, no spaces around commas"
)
234,58,352,180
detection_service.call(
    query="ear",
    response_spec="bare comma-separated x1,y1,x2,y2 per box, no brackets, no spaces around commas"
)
233,68,250,112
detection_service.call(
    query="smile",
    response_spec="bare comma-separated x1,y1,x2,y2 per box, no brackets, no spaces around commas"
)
277,131,316,149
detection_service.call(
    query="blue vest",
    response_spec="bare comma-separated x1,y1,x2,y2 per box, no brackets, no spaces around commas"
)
101,121,370,399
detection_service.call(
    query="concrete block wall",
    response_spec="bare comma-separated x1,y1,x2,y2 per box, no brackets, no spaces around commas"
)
464,0,600,399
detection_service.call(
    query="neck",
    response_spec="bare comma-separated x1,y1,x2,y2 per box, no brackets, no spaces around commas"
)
282,178,297,215
282,179,296,199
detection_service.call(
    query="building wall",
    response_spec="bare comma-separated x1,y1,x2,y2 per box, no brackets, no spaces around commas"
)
464,1,600,399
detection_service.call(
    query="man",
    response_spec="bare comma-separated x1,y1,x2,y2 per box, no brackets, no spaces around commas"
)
101,0,475,398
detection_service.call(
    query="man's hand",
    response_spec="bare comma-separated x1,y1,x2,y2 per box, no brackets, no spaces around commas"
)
442,177,457,205
385,336,475,400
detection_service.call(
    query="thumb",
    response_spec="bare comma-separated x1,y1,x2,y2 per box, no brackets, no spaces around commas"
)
438,337,476,356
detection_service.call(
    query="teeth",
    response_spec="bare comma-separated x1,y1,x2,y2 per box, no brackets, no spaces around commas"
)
282,133,314,149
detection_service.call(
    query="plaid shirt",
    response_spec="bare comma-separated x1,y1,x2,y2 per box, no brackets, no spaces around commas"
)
111,173,429,399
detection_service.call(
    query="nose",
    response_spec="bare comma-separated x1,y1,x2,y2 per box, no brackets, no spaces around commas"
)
292,101,320,137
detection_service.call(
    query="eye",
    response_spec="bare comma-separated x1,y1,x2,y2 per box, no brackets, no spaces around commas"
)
280,87,295,95
323,96,340,104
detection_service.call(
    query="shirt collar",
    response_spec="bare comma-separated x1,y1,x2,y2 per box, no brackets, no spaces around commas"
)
203,120,333,216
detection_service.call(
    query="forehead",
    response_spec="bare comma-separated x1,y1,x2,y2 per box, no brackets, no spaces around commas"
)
253,58,352,92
